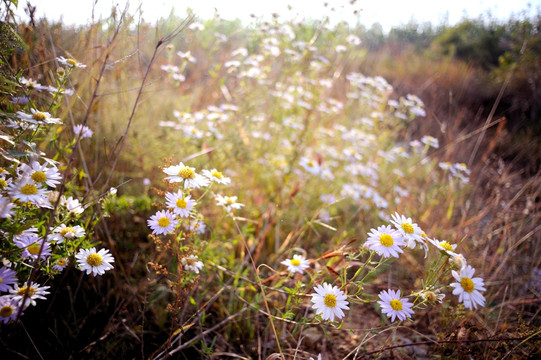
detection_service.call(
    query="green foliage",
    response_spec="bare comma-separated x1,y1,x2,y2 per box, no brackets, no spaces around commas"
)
434,19,506,67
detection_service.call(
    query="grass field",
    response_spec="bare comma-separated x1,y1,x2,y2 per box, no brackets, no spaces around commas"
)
0,3,540,359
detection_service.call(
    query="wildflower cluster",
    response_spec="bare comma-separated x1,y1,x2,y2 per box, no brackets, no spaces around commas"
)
276,212,486,325
0,56,114,324
147,161,238,291
142,14,489,356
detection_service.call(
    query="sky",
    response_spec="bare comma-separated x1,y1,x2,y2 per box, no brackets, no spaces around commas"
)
14,0,540,32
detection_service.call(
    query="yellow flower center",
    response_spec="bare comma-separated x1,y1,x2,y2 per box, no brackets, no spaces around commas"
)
32,112,47,121
0,179,6,189
31,171,47,183
439,241,454,252
17,286,36,297
20,184,38,195
211,170,223,179
0,278,3,284
86,253,103,267
420,231,427,239
176,198,187,209
401,222,414,234
291,258,301,266
307,161,314,167
390,299,403,311
177,167,195,179
27,243,41,255
57,258,67,266
158,217,170,227
0,305,13,317
323,293,337,308
460,277,474,293
60,227,75,237
66,58,78,66
379,234,394,247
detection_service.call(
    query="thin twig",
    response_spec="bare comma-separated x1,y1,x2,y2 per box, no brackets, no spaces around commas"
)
20,321,44,360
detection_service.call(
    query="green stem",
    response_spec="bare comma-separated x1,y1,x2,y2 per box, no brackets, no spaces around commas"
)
350,251,374,283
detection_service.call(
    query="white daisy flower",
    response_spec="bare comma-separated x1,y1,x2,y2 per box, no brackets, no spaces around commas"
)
452,162,471,176
335,44,347,52
53,257,69,272
202,169,231,185
0,196,15,218
165,191,196,218
438,161,453,171
364,225,406,258
421,135,439,149
163,162,210,189
450,265,486,310
10,282,50,308
0,295,23,323
215,194,244,213
377,289,415,322
19,77,48,91
160,64,179,73
57,56,86,68
60,196,85,215
147,210,179,235
390,212,425,249
16,108,61,124
14,235,51,260
189,22,204,31
48,86,74,96
299,156,321,175
12,226,38,242
181,255,204,274
310,283,349,322
320,194,337,204
75,247,115,276
185,218,207,234
346,34,361,46
428,238,458,256
19,161,62,188
73,124,93,138
172,73,186,82
8,178,49,205
177,50,197,63
47,224,86,243
183,125,204,139
281,254,310,274
0,266,17,292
